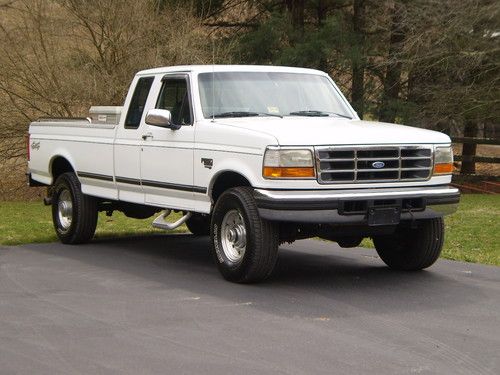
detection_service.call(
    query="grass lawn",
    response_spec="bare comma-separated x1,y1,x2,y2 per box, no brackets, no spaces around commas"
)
1,195,498,266
0,202,184,245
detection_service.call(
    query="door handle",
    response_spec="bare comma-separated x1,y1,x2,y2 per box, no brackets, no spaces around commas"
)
142,132,153,140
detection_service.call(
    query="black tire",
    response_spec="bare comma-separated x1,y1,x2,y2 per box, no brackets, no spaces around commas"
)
186,214,211,236
51,172,98,244
210,187,279,283
373,218,444,271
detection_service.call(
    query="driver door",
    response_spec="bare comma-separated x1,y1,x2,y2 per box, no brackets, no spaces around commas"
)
140,74,195,210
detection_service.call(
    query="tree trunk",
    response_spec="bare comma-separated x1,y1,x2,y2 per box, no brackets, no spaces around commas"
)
379,2,406,123
285,0,305,35
407,65,420,105
351,0,365,118
316,0,327,26
155,0,166,14
460,121,478,175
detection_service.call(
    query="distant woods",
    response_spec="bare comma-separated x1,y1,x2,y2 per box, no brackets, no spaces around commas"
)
0,0,498,198
223,0,499,137
1,0,498,133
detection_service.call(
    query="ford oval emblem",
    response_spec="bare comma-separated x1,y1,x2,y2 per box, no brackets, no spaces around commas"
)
372,161,385,169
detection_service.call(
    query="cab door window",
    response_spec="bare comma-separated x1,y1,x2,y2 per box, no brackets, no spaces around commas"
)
124,76,154,129
156,77,193,126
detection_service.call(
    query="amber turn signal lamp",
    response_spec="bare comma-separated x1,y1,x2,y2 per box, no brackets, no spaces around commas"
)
433,163,453,175
263,167,315,178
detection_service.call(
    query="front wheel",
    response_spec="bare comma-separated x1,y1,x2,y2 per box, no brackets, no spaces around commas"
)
210,187,279,283
373,218,444,271
52,172,98,244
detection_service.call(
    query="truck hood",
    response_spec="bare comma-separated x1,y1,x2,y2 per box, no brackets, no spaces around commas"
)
214,117,451,145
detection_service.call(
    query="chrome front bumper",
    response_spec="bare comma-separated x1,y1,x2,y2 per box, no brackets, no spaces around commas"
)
254,185,460,224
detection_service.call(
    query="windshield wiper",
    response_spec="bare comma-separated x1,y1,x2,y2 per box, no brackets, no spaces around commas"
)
288,110,352,119
212,111,283,118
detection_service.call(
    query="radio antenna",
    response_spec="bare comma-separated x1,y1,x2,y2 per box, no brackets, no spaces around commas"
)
211,40,215,122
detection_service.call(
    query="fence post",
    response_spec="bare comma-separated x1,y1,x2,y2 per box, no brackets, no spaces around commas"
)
460,121,478,174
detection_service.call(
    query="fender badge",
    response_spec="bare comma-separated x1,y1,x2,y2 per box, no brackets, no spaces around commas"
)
31,141,40,150
201,158,213,169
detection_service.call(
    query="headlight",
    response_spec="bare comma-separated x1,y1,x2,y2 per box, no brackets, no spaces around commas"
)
263,148,315,178
433,146,453,175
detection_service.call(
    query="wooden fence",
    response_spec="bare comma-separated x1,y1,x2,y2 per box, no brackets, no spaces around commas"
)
451,137,499,193
452,137,500,165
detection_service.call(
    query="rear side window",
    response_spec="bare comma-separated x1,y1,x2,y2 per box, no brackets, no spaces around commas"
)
156,77,193,125
124,76,154,129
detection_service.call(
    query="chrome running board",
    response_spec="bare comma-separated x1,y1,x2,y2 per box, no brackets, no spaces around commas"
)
152,209,192,231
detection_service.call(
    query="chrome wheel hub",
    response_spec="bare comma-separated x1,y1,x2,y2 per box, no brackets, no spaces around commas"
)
221,209,247,263
57,189,73,231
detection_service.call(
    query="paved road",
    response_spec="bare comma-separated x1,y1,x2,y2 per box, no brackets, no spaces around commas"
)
0,235,498,375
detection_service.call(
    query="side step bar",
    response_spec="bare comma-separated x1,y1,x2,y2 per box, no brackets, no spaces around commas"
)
152,210,192,231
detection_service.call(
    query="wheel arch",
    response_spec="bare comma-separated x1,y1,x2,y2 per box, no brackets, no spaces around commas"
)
209,170,252,203
49,154,76,184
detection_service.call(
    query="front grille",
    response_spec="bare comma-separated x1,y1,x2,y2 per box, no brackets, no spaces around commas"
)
316,146,433,184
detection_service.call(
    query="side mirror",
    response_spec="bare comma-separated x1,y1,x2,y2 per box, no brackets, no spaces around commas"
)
145,109,178,129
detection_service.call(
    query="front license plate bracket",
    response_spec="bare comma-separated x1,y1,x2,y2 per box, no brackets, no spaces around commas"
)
367,206,401,226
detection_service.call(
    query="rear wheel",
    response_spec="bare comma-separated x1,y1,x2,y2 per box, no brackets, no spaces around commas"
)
210,187,279,283
373,218,444,270
52,172,98,244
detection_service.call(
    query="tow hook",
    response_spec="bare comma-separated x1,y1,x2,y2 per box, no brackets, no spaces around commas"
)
406,203,417,229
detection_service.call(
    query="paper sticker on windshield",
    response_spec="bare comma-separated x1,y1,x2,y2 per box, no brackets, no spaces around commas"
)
267,106,280,114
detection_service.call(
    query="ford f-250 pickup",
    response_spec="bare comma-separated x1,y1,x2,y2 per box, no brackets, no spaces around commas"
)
28,65,460,283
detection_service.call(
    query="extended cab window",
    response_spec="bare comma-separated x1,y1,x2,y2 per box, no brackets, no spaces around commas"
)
156,77,192,125
124,76,154,129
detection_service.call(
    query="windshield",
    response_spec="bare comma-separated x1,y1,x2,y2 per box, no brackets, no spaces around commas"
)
198,72,353,119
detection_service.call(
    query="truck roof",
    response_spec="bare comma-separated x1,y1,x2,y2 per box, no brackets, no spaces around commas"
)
136,65,328,76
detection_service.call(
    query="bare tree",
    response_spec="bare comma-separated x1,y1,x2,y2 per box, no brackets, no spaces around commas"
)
0,0,229,199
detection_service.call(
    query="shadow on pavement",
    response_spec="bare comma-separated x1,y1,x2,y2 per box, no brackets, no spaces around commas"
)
20,233,488,319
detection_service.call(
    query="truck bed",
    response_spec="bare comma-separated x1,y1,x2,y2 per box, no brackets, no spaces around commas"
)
29,119,117,199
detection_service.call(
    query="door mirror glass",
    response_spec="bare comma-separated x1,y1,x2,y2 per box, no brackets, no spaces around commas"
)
145,109,173,128
156,77,193,126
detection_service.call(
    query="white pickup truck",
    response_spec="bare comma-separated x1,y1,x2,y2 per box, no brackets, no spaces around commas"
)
28,65,459,282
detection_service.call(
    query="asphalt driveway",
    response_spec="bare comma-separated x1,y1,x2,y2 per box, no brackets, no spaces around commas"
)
0,235,498,374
